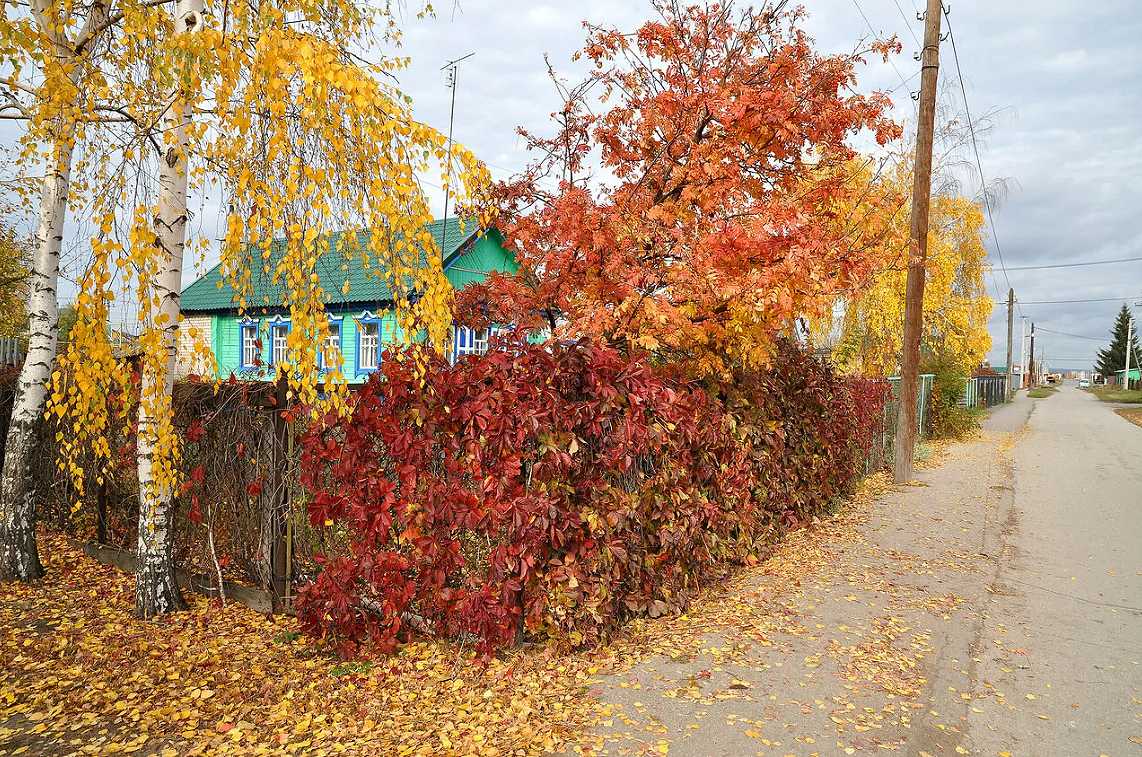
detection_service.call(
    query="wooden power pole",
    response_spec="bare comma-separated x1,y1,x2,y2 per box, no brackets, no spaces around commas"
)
1029,323,1035,386
893,0,944,484
1005,288,1014,401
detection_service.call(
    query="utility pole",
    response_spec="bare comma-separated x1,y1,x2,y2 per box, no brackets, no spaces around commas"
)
1029,322,1035,386
1135,298,1142,394
1005,288,1014,401
893,0,943,484
1019,316,1027,390
1124,316,1133,389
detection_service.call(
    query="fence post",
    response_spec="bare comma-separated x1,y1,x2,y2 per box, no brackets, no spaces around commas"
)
96,476,109,544
270,375,289,611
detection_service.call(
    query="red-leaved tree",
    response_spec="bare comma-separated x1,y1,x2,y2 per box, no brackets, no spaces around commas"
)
462,1,903,375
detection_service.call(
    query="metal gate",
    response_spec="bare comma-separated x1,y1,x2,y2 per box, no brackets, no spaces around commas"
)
976,374,1007,407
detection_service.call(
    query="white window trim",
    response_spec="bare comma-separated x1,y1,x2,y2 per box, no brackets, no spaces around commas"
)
357,310,382,372
239,317,259,369
267,315,290,366
452,325,494,363
321,315,344,371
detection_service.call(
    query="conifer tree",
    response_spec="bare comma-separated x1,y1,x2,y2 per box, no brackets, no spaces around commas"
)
1096,304,1140,383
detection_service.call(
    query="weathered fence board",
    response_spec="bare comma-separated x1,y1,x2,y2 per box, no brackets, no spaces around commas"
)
0,337,23,367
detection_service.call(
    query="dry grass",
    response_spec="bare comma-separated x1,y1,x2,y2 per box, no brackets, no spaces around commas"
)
1088,385,1142,403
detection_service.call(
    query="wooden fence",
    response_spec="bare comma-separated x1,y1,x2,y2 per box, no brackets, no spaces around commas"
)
870,373,934,469
0,337,23,367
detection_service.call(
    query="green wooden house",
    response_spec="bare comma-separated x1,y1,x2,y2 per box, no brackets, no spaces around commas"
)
178,220,516,382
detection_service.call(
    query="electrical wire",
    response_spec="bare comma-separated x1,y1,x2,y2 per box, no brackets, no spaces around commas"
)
850,0,912,92
1033,327,1105,341
885,70,921,98
1002,255,1142,272
1014,296,1136,305
892,0,922,48
942,9,1023,318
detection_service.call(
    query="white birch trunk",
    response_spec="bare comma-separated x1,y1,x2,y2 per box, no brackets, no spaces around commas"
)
0,132,74,583
134,0,203,617
0,2,115,584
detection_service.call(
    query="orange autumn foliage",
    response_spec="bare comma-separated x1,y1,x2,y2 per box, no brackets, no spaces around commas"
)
463,2,903,375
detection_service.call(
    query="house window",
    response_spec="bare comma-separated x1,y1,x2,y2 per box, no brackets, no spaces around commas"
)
452,326,489,362
270,322,289,365
320,321,341,370
240,321,259,369
358,321,380,371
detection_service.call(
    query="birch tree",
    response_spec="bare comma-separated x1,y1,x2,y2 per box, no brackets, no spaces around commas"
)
0,214,30,338
826,191,993,377
130,0,202,616
40,0,490,614
0,0,119,582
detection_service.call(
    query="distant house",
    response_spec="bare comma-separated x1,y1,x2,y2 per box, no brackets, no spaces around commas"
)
1114,367,1141,388
177,220,516,381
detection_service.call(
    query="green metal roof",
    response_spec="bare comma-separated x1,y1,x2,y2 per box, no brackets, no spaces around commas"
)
181,219,481,314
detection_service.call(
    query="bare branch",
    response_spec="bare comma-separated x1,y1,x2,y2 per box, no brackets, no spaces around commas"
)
74,0,176,54
1,77,37,97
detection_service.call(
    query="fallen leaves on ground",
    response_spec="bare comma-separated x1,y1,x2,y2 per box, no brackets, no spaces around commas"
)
1,533,607,757
3,432,1024,757
563,433,1032,756
1114,407,1142,429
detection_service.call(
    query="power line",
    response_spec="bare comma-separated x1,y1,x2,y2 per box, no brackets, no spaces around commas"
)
885,70,921,98
1003,255,1142,272
942,8,1023,318
850,0,912,91
892,0,922,47
1034,327,1105,341
1014,296,1136,305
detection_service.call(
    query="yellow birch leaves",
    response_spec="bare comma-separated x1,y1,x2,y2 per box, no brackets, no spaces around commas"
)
825,187,994,377
43,0,491,504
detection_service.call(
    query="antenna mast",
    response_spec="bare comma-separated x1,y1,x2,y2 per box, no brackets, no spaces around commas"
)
439,52,475,259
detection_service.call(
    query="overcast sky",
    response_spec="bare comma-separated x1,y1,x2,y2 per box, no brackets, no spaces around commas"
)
385,0,1142,373
9,0,1140,373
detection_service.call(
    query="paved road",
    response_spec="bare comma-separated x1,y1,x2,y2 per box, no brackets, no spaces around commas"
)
571,385,1142,757
966,385,1142,756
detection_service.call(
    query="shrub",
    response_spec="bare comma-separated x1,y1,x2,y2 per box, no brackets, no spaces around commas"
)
924,355,981,439
295,338,888,657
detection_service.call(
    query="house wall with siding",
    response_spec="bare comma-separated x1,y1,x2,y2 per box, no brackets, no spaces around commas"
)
444,234,517,288
211,310,404,382
192,230,518,382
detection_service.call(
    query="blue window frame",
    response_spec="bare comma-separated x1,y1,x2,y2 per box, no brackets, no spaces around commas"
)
451,325,494,363
355,310,382,374
238,317,260,369
320,316,344,371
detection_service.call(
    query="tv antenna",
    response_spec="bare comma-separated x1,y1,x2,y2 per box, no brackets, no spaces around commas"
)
439,52,475,259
